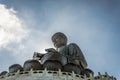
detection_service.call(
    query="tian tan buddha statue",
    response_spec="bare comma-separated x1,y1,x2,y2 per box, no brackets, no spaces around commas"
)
33,32,93,76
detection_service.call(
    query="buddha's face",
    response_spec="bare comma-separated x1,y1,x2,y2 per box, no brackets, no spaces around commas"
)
52,32,67,48
53,36,66,48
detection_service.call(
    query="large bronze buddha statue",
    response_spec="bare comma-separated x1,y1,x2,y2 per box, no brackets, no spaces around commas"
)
33,32,93,75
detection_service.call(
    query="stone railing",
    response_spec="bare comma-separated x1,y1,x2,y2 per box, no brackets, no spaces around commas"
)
0,69,116,80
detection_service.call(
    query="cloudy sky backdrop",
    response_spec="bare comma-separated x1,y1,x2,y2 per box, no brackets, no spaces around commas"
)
0,0,120,79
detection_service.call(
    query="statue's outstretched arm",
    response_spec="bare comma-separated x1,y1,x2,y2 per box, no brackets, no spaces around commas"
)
33,48,58,60
45,48,58,53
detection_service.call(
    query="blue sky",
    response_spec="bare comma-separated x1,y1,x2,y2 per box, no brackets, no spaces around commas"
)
0,0,120,79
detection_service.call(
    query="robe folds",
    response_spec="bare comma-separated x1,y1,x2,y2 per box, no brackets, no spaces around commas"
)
58,43,88,69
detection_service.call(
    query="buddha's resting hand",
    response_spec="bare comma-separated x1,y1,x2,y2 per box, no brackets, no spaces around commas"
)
45,48,58,53
33,52,44,60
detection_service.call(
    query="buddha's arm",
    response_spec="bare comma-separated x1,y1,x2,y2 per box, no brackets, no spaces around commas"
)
33,52,45,60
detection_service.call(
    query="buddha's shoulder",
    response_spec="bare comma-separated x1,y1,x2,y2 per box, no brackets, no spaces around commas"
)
68,43,79,47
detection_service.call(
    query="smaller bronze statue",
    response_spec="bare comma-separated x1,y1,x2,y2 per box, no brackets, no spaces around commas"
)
0,71,8,76
23,59,42,71
9,64,23,73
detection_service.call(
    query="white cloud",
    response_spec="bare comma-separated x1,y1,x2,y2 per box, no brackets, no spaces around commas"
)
0,4,28,48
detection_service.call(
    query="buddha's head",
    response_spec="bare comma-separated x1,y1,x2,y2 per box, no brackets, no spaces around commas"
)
52,32,67,48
